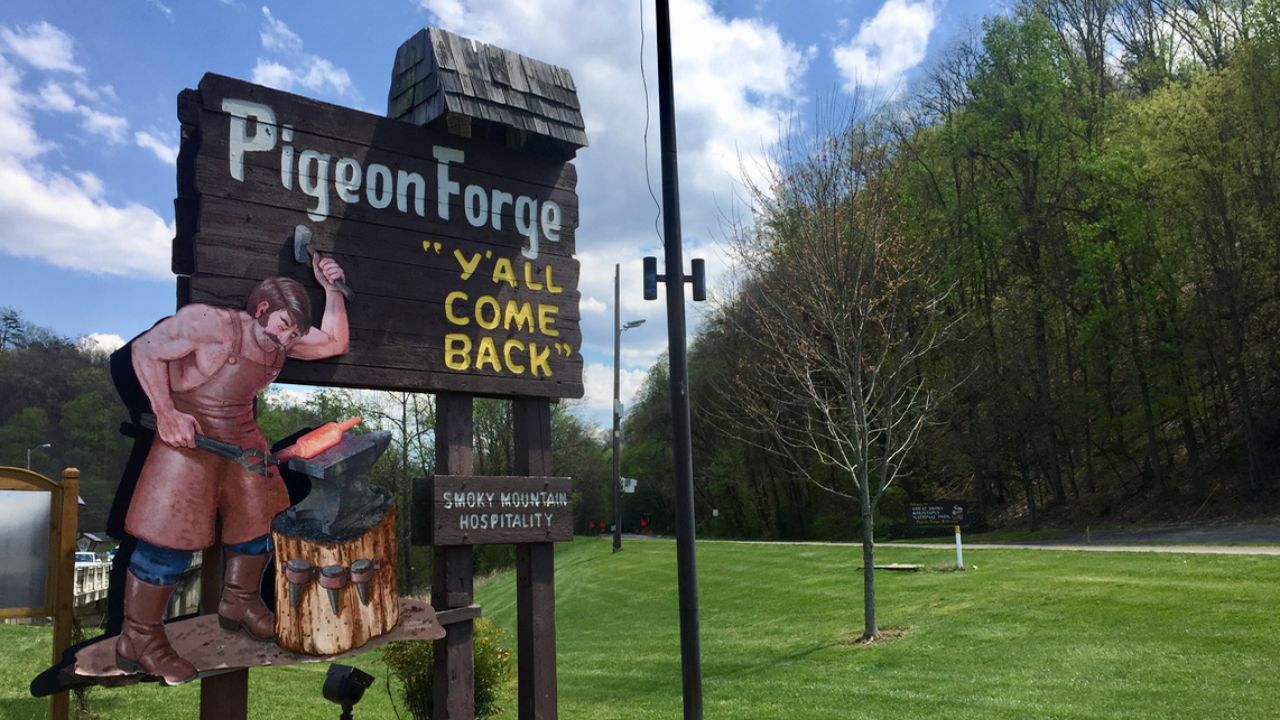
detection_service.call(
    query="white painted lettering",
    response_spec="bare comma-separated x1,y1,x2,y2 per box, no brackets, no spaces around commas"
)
366,163,393,209
298,150,330,221
434,147,464,220
515,196,538,259
398,170,426,216
541,201,562,245
335,158,361,203
464,185,488,227
223,99,277,182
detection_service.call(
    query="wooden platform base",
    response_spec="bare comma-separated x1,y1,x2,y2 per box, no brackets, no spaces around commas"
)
68,599,443,688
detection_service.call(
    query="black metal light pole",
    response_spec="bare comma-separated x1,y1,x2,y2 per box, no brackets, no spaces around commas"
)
613,263,645,554
654,0,703,716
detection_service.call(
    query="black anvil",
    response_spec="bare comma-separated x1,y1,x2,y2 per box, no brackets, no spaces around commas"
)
277,430,393,540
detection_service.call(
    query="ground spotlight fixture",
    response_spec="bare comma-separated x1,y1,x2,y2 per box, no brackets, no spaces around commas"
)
323,663,374,720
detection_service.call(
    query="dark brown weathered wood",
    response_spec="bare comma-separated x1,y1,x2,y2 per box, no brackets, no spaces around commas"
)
178,74,583,398
436,604,483,626
190,195,579,267
513,397,557,720
428,475,573,545
433,393,475,720
189,239,583,318
190,153,581,253
516,544,556,720
194,74,578,190
187,286,585,356
387,29,587,155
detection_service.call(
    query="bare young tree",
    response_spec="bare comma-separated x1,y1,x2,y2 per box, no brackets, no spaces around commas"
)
716,104,959,641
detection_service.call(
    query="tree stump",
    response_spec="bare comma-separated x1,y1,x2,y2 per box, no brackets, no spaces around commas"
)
271,498,399,656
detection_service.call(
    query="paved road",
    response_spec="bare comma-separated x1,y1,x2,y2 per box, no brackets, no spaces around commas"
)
887,541,1280,555
891,522,1280,555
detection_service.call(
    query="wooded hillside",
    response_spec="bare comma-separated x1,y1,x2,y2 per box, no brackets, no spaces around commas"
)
620,0,1280,538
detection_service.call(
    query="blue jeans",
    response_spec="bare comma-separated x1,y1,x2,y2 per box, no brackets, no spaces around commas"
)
130,535,271,586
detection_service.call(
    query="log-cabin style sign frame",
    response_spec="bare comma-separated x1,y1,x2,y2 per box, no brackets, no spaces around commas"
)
175,73,583,399
1,467,79,720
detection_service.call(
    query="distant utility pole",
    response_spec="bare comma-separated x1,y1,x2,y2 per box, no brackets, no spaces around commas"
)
613,264,645,553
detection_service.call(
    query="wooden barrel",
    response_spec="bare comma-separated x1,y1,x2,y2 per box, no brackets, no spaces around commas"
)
271,502,399,656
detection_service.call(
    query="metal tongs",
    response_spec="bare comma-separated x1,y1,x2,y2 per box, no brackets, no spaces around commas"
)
136,412,281,477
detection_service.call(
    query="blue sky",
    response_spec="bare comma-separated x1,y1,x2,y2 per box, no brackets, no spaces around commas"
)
0,0,995,428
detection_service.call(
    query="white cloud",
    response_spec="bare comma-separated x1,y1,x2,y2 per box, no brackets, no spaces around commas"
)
250,59,292,88
260,6,303,54
135,129,178,165
35,81,75,111
147,0,176,23
582,362,650,425
0,21,84,75
416,0,806,424
31,81,129,143
0,54,173,279
833,0,936,92
252,7,356,101
76,332,125,355
251,56,352,96
79,107,129,143
71,80,118,104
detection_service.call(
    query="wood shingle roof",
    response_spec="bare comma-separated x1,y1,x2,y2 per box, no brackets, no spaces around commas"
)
388,28,588,159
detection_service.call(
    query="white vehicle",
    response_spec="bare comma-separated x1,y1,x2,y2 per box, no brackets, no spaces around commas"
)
74,551,97,567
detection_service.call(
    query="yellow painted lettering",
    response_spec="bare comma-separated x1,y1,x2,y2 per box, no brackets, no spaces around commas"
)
504,300,534,332
491,257,516,287
475,336,501,371
523,262,543,291
503,339,526,374
538,304,560,337
529,343,552,377
445,291,470,326
454,250,482,280
475,295,501,330
546,264,563,294
445,334,471,370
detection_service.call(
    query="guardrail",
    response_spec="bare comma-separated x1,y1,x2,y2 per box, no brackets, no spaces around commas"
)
72,551,203,608
72,564,110,607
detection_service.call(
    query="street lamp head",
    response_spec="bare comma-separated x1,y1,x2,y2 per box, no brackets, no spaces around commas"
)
623,319,646,330
38,443,51,450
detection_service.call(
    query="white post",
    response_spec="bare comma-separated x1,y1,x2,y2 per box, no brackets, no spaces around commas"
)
954,524,964,570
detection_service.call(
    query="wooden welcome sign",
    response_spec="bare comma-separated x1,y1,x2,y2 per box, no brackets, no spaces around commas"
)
174,73,583,398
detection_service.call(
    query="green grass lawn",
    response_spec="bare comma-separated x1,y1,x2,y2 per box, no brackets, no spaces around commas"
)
4,538,1277,719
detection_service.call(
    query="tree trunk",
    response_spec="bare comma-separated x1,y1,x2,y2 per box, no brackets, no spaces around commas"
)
272,504,399,655
1034,311,1066,505
1018,440,1040,531
859,479,878,641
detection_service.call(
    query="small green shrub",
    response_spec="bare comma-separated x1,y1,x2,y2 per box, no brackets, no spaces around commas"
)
381,617,514,719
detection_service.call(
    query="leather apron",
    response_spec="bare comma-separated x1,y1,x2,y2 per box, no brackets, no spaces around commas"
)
125,309,290,550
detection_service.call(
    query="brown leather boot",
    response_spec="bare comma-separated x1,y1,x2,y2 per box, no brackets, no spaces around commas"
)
217,550,275,640
115,571,198,685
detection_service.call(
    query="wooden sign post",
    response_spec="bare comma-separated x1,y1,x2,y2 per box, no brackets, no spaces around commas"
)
171,26,585,720
418,395,572,720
